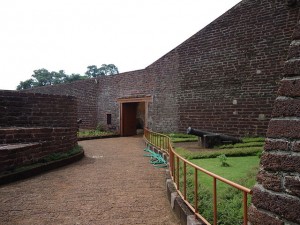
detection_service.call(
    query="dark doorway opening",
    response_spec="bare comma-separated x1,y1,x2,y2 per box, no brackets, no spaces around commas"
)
121,102,146,136
118,96,152,137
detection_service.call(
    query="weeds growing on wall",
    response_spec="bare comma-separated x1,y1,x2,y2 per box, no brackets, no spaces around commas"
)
11,145,83,174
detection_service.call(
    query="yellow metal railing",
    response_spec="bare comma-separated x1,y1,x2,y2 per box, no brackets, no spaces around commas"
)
144,128,252,225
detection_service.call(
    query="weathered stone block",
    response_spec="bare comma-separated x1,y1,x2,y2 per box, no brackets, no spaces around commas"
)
267,119,300,139
284,176,300,198
291,141,300,152
284,59,300,76
272,97,300,118
264,138,289,151
278,79,300,97
248,205,283,225
260,153,300,173
252,186,300,224
256,170,282,192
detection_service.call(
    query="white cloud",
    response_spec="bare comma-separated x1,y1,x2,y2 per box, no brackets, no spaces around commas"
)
0,0,240,90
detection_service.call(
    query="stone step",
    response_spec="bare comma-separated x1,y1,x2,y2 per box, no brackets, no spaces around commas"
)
0,142,42,173
0,127,76,144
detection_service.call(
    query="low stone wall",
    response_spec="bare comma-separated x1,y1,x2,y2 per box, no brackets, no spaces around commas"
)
0,91,78,173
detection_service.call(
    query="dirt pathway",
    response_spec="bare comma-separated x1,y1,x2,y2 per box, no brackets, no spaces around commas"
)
0,137,179,225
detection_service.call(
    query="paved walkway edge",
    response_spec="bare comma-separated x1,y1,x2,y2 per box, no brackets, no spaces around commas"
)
0,150,84,186
147,144,205,225
77,134,120,141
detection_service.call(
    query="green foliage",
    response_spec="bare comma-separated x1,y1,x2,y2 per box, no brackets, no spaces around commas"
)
217,154,230,167
41,145,82,163
180,157,259,224
242,137,265,143
10,145,83,174
96,123,105,132
168,133,263,224
16,64,119,90
168,133,198,143
85,64,119,77
77,129,114,138
174,135,264,160
175,147,262,160
17,68,88,90
17,78,35,90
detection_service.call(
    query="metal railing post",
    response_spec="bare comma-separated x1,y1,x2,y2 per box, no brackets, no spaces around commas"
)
194,168,198,215
143,128,252,225
213,177,217,225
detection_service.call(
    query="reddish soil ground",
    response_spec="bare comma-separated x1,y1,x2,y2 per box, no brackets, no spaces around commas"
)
0,137,179,225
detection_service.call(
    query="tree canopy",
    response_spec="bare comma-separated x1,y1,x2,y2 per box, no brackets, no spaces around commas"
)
16,69,87,90
17,64,119,90
85,64,119,78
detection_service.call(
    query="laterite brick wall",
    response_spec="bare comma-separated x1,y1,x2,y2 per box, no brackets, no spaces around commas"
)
23,0,299,136
23,79,98,129
248,7,300,224
0,90,78,172
176,0,299,136
0,91,77,128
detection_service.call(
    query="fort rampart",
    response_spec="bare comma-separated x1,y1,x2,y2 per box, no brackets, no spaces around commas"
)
24,0,299,137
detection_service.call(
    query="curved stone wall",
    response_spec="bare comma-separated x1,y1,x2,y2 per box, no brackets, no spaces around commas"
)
0,91,77,173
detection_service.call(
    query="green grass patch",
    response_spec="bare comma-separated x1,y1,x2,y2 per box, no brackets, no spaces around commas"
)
178,156,259,224
40,145,83,163
217,142,264,149
170,134,264,224
175,146,262,160
167,133,198,143
190,156,259,189
78,130,115,138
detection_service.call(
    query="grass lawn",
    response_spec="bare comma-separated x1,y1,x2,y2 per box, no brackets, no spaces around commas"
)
77,130,115,138
168,133,263,225
190,156,260,190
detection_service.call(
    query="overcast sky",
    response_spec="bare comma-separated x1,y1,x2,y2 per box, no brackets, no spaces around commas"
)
0,0,241,90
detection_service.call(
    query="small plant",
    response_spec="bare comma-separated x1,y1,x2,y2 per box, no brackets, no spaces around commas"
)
96,123,105,132
217,154,230,167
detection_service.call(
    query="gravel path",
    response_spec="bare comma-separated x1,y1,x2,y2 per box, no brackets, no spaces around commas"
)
0,136,179,225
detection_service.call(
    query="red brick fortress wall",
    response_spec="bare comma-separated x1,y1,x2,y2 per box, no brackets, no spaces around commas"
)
248,5,300,224
21,0,299,136
23,79,98,129
0,91,78,173
176,0,299,136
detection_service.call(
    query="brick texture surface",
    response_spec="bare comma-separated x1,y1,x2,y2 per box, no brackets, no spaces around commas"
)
0,91,77,173
264,138,289,152
23,79,97,129
22,0,298,136
256,170,282,192
284,176,300,198
249,3,300,224
0,91,77,128
252,186,300,224
272,97,300,118
278,78,300,97
248,205,283,225
260,153,300,173
267,119,300,139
